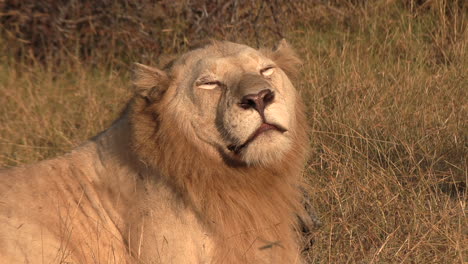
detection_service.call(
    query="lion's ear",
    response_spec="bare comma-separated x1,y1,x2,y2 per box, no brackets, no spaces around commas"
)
266,39,302,79
133,63,169,101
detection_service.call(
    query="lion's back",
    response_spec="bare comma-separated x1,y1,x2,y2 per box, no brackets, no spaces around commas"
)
0,152,129,263
0,162,71,263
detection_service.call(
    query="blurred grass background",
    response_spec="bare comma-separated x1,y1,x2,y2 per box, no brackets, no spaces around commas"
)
0,0,466,263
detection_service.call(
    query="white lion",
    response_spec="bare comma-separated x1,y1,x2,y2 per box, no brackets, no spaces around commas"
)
0,40,310,263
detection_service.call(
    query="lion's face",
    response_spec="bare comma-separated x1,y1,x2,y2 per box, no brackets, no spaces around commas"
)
135,41,302,166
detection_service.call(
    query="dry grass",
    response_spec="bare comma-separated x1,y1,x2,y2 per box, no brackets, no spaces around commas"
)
0,64,130,165
1,1,466,263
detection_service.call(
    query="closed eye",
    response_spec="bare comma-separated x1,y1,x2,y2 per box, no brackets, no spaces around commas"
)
197,81,222,90
260,66,275,77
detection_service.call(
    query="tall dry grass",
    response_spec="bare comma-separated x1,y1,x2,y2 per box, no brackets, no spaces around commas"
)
294,3,467,262
1,0,466,263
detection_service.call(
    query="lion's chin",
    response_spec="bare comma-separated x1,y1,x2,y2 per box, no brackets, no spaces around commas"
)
237,131,292,166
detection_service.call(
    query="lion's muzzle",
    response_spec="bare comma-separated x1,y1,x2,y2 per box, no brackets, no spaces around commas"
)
236,73,276,118
238,89,274,120
225,74,289,154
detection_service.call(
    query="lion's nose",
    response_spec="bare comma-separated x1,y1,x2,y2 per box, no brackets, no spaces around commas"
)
239,89,275,115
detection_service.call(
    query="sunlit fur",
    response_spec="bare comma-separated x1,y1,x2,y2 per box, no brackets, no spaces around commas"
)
0,40,309,263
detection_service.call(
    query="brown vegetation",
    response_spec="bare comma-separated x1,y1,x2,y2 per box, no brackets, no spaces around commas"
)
1,0,466,263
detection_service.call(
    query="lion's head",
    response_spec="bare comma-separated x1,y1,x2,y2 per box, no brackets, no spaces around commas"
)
132,40,303,167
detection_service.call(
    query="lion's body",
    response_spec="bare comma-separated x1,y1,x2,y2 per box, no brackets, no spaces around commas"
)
0,136,130,263
0,40,310,263
0,119,212,263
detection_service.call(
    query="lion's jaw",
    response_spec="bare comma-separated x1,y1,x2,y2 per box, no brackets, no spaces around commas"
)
164,43,298,166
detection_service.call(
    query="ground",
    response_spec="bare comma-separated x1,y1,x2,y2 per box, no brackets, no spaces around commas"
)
0,1,466,263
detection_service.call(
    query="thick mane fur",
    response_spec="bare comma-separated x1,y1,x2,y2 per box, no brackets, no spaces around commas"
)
128,87,309,262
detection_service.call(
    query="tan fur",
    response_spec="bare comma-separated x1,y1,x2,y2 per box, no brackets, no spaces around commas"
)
0,40,310,263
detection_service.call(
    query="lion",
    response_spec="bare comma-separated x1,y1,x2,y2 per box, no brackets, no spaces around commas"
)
0,40,311,263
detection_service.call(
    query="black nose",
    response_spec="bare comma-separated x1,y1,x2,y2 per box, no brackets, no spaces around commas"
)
239,89,275,115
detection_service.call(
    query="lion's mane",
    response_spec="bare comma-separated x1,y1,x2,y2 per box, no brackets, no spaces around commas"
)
129,87,309,262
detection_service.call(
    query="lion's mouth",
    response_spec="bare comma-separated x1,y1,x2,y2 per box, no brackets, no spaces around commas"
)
227,123,287,154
